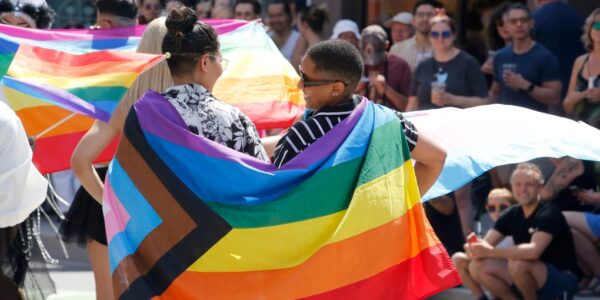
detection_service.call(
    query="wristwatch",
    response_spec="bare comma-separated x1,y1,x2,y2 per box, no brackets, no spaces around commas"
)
522,83,535,94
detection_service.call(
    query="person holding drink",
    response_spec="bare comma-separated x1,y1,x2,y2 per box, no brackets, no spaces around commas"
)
406,10,488,111
488,3,562,112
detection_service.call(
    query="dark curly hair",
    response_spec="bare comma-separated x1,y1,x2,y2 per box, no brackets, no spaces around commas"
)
162,7,220,76
306,39,363,89
0,0,55,29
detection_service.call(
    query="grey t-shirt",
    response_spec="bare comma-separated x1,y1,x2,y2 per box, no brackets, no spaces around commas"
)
410,51,488,110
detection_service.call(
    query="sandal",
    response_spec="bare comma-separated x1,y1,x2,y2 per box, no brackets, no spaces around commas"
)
578,275,600,297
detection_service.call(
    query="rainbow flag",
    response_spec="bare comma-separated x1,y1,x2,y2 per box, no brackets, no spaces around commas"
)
0,20,303,174
103,91,460,299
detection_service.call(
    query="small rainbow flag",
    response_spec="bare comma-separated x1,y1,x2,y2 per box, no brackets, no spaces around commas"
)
0,20,303,174
0,29,162,174
103,91,460,299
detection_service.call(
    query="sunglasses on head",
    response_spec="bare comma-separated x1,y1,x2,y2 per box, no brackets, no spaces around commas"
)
430,30,452,39
593,21,600,31
508,16,530,26
486,203,509,213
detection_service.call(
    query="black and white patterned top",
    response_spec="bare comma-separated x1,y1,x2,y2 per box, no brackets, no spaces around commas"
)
163,83,269,162
273,95,418,168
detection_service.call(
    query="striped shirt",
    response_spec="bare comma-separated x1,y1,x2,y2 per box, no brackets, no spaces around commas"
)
273,95,418,168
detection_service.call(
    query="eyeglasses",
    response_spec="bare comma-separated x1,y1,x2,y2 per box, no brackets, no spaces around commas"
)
144,3,162,10
593,21,600,31
508,17,530,26
485,203,510,213
430,30,452,39
208,54,229,70
298,65,348,87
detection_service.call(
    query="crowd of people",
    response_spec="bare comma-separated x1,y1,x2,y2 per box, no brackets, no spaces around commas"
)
0,0,599,299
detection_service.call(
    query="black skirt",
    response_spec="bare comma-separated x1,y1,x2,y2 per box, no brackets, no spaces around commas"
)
59,167,107,246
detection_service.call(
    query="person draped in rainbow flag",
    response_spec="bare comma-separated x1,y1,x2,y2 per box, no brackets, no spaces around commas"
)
103,16,461,297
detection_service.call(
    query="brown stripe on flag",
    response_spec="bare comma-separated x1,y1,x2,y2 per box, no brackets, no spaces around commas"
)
110,135,196,297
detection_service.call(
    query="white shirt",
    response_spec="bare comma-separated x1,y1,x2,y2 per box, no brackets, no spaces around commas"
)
0,101,47,227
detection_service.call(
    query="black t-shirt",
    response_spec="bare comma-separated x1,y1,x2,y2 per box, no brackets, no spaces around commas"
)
494,202,581,279
410,51,488,110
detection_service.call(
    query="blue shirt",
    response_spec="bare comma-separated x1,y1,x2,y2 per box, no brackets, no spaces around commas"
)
533,1,585,96
493,43,561,112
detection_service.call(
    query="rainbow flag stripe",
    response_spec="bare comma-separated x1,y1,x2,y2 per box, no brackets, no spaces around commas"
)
103,91,459,299
0,20,302,174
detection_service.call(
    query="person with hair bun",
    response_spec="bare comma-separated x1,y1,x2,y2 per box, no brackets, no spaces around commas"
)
291,4,329,70
161,7,268,161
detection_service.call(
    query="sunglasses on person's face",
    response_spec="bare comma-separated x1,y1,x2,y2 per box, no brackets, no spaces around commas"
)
298,65,348,87
144,3,162,10
593,21,600,31
485,203,510,213
508,16,530,26
430,30,452,39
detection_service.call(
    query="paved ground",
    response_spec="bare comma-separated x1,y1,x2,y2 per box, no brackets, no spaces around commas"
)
39,218,600,300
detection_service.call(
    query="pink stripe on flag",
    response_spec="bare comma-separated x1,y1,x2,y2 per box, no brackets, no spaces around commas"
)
103,180,131,244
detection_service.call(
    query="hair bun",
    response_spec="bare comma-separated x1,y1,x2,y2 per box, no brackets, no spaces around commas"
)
165,7,198,35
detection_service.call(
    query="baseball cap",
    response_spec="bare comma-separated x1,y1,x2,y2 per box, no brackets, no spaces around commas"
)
330,19,361,40
384,12,413,27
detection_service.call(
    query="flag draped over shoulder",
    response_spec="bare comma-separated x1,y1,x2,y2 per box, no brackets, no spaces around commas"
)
0,20,303,174
103,92,460,299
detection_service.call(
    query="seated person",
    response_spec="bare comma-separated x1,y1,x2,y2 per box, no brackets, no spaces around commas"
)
273,39,446,197
467,163,581,300
451,188,515,300
563,189,600,297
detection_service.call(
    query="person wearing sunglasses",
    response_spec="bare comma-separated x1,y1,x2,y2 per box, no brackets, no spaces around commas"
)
406,10,488,111
488,3,562,113
452,188,515,300
390,0,443,73
467,163,582,300
564,8,600,130
138,0,164,25
273,39,446,201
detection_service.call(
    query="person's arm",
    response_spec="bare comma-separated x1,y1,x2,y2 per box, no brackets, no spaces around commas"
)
291,36,308,72
71,120,119,203
563,56,586,114
261,135,282,159
472,231,553,260
372,76,408,111
442,56,492,108
488,81,501,104
441,94,491,108
482,229,506,247
539,157,584,202
504,73,562,106
410,127,447,196
406,96,419,111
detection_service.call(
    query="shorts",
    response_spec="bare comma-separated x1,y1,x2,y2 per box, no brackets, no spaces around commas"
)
538,263,578,300
585,212,600,239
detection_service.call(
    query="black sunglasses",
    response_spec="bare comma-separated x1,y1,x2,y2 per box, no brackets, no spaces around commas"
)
486,203,509,213
298,66,348,87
